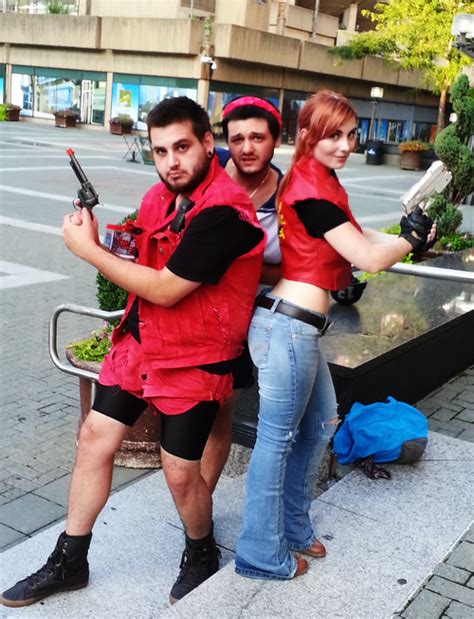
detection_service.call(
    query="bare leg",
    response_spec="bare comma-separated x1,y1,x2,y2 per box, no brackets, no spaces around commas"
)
200,393,238,494
161,447,213,539
66,410,128,536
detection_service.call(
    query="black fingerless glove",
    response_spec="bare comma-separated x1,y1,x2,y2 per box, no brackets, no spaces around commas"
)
399,206,433,251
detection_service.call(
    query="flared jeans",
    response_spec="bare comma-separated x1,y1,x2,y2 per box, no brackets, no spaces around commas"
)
235,301,337,580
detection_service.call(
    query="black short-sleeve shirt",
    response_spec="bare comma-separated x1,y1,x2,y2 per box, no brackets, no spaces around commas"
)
292,199,349,238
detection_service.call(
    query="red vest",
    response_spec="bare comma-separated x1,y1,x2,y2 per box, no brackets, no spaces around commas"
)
278,157,361,290
114,156,265,369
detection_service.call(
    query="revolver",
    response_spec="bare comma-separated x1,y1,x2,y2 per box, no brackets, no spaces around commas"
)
66,148,100,210
400,160,452,214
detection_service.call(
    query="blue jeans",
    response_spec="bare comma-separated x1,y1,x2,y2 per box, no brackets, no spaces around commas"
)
235,299,337,580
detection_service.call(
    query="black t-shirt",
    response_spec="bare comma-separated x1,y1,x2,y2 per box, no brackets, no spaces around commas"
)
126,205,263,354
292,199,349,238
167,205,262,283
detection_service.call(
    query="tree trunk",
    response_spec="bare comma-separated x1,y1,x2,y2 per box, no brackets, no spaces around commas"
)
437,88,447,134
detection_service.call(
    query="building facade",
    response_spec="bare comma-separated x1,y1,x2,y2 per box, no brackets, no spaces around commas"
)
0,0,440,146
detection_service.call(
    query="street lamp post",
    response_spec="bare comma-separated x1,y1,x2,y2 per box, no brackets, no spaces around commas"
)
366,86,384,165
451,13,474,58
368,86,384,142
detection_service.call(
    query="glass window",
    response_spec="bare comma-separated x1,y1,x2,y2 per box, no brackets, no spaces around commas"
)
112,77,197,131
92,81,106,125
357,118,370,145
34,75,81,117
412,122,436,143
376,119,406,143
387,120,406,144
111,82,140,125
11,73,34,114
11,67,106,122
137,84,197,131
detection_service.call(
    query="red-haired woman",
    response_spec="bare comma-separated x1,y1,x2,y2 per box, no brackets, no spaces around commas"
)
235,90,435,580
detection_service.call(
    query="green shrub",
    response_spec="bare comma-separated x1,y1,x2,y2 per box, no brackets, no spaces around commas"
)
450,73,474,142
437,232,474,252
68,324,113,361
47,1,70,14
427,194,463,238
380,223,401,235
433,74,474,232
435,124,460,171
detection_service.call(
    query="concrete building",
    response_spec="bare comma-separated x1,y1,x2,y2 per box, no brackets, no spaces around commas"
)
0,0,439,146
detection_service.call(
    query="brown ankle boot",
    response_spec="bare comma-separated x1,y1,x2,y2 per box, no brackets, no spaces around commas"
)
293,554,309,577
299,539,326,558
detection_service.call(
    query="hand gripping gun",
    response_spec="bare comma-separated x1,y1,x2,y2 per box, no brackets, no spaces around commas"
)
66,148,100,210
400,160,452,214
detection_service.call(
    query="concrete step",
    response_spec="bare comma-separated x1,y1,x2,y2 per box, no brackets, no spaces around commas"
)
165,432,474,618
1,431,473,618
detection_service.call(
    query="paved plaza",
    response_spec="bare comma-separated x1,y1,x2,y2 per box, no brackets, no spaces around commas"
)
0,119,473,617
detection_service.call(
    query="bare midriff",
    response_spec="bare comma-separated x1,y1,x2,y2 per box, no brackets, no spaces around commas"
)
271,279,330,316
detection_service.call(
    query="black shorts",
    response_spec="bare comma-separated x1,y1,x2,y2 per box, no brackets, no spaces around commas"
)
92,384,219,461
231,342,255,390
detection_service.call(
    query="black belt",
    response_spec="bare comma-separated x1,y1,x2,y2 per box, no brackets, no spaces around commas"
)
255,296,331,334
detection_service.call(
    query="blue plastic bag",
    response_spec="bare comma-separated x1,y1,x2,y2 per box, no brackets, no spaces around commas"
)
333,397,428,465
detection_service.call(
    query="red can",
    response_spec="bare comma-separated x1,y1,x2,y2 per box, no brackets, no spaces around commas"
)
104,224,137,260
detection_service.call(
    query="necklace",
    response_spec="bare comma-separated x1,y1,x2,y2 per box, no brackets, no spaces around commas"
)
248,170,270,200
231,166,270,200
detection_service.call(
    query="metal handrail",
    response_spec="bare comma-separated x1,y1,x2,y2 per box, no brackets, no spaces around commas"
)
386,262,474,283
49,262,472,380
48,303,124,382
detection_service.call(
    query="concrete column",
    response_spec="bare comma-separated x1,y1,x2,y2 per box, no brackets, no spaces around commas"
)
278,88,284,113
310,0,320,42
104,71,113,126
343,2,358,32
5,62,12,103
276,1,287,36
3,42,12,103
197,78,211,112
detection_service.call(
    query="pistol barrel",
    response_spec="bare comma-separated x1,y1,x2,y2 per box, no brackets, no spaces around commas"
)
66,148,88,184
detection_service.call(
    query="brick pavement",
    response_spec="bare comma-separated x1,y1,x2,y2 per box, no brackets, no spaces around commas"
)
396,523,474,618
393,366,474,619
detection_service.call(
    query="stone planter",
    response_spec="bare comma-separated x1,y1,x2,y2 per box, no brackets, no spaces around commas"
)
400,150,423,171
141,148,154,166
5,108,20,121
66,349,161,469
55,115,78,128
109,121,132,135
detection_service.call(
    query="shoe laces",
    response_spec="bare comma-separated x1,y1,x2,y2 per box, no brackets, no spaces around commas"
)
177,545,221,583
26,547,66,587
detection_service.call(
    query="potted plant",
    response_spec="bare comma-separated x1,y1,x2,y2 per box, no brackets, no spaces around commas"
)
0,103,21,121
109,114,134,135
65,211,161,468
398,140,430,171
54,108,79,128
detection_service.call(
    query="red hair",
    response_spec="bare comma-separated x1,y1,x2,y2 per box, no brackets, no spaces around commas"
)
278,90,357,201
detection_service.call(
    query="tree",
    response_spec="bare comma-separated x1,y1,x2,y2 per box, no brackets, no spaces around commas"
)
330,1,474,132
47,1,70,14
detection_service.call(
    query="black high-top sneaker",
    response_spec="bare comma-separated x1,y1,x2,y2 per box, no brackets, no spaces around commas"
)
0,531,92,607
169,531,220,604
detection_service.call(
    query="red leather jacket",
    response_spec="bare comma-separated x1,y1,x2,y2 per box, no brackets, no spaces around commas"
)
113,155,265,369
278,156,361,290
